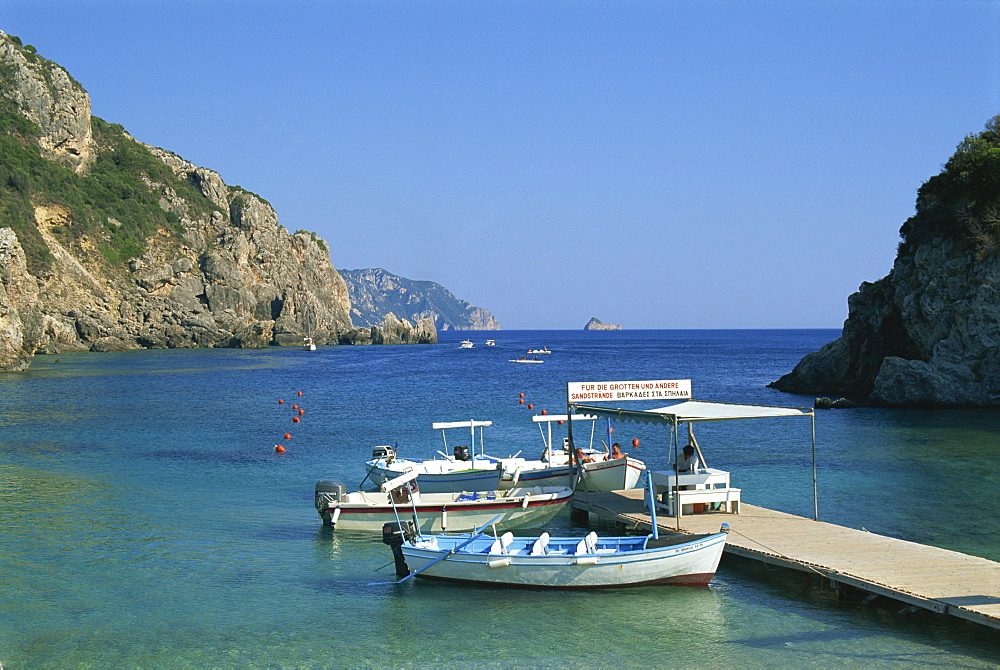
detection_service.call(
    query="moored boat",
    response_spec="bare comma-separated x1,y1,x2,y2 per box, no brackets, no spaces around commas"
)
498,413,645,492
382,521,729,588
314,478,573,531
364,420,505,494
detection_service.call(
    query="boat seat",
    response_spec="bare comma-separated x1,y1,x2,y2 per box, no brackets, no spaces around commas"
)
575,531,598,555
530,532,550,556
490,531,515,555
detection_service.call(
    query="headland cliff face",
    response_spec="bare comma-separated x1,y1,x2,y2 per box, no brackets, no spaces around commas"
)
340,268,501,331
771,116,1000,406
0,32,435,371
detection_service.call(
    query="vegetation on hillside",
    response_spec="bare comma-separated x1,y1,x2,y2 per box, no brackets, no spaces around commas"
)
0,108,220,274
0,32,220,275
900,115,1000,254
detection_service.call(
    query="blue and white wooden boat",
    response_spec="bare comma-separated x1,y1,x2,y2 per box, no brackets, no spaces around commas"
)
382,522,728,588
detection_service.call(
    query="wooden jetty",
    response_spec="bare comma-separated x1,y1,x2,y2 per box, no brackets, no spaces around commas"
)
572,489,1000,631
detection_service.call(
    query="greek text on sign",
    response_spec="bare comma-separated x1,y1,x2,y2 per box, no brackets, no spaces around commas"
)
567,379,692,402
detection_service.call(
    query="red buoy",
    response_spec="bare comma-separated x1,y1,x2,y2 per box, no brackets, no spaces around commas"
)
292,416,300,423
297,391,303,397
298,409,305,416
527,403,534,410
274,444,286,453
284,433,292,440
541,409,548,415
557,420,564,425
519,399,524,405
292,404,299,410
519,393,525,398
278,399,285,405
632,438,641,448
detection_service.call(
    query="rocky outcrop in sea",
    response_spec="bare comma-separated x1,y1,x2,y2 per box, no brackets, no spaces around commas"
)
770,116,1000,406
583,317,621,331
0,31,435,371
340,268,500,331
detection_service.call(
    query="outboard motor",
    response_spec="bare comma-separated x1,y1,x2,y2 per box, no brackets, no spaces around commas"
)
372,446,396,463
315,480,346,510
454,445,471,461
315,480,347,526
382,520,417,578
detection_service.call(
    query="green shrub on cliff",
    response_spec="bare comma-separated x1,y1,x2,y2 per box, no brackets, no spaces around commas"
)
900,115,1000,253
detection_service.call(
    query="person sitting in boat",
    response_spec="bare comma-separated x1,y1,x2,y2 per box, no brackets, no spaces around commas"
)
674,445,700,473
610,442,623,459
575,447,595,464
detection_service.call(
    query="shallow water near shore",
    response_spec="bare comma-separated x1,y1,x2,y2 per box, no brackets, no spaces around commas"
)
2,329,999,667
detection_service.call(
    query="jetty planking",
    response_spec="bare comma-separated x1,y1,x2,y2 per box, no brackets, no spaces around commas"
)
571,489,1000,631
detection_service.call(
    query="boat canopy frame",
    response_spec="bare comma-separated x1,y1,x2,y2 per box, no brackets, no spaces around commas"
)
567,399,819,521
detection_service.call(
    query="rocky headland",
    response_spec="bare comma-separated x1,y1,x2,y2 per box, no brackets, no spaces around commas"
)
770,116,1000,406
0,31,435,371
340,268,500,330
584,317,621,331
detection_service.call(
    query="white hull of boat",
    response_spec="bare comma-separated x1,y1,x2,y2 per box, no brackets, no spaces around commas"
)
502,456,645,492
318,486,572,531
399,531,727,588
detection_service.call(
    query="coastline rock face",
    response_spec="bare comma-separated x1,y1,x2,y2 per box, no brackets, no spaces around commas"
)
0,32,92,172
584,317,622,331
0,229,44,370
0,31,436,371
341,268,500,331
771,116,1000,406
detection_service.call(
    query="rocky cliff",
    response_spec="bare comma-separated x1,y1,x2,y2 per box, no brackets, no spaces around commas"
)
770,116,1000,406
0,31,435,371
584,317,621,331
340,268,500,331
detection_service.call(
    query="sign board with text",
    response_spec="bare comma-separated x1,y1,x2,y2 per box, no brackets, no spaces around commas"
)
566,379,692,403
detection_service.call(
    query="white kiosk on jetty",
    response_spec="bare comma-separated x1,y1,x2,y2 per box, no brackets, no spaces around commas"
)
565,378,817,525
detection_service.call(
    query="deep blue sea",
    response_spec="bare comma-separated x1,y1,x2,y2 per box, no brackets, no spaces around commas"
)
2,329,999,668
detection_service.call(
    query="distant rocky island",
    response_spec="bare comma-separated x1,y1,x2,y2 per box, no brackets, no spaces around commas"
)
771,115,1000,407
0,31,436,372
584,317,621,331
340,268,500,330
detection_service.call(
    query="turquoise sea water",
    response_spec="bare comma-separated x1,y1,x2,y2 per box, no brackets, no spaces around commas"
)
1,329,999,668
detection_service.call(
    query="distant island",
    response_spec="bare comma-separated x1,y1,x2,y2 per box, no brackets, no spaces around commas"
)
584,317,621,331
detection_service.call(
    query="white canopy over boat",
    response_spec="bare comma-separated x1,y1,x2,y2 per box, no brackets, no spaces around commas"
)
569,400,811,425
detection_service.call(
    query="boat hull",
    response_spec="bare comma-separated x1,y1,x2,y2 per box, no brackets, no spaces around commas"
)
399,532,727,589
320,486,572,532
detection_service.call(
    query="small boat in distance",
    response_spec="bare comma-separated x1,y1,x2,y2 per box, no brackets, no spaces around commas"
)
509,357,544,364
382,520,730,588
485,339,496,346
526,347,551,354
459,339,474,349
302,307,317,350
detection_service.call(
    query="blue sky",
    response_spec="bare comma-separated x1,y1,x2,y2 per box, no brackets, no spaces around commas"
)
4,1,999,329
